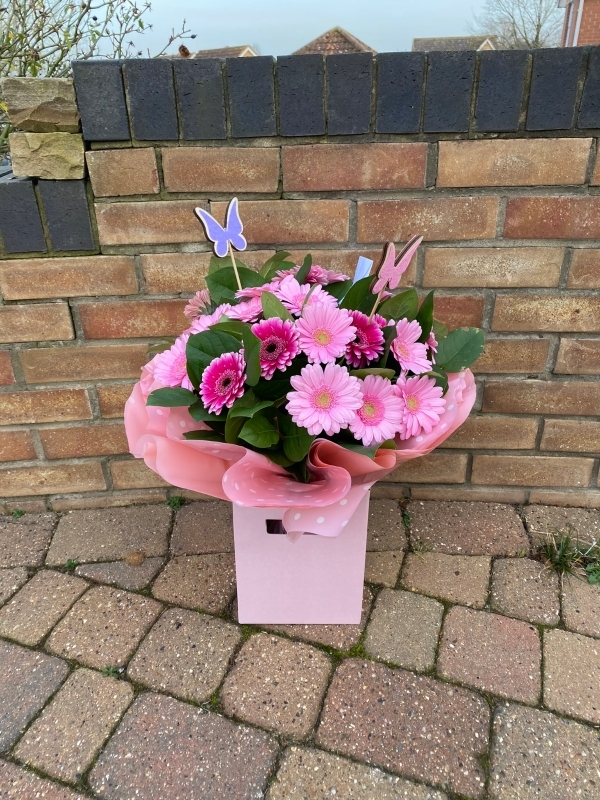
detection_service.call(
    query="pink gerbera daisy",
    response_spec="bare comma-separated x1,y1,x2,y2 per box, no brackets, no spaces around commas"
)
286,363,363,436
184,289,211,320
391,319,432,375
199,351,246,415
349,375,404,446
251,317,300,379
277,264,347,285
345,310,385,368
228,296,263,323
395,375,446,440
153,333,194,391
187,303,232,334
274,275,337,316
296,304,357,364
235,281,280,300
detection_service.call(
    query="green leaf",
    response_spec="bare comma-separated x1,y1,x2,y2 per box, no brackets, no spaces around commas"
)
340,276,373,311
322,279,352,301
425,368,449,394
210,321,261,387
239,416,280,448
278,415,315,462
377,324,398,368
295,254,312,285
183,430,225,441
432,320,448,341
146,388,196,407
225,414,246,444
188,401,226,422
186,330,242,389
586,563,600,584
416,290,435,342
209,255,248,274
228,390,274,418
349,368,396,380
259,448,295,467
253,377,292,401
205,267,264,304
436,327,485,372
377,289,419,322
259,251,291,277
378,439,398,450
261,293,293,321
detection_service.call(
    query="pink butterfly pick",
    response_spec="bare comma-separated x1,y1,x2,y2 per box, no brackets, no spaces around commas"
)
371,235,423,294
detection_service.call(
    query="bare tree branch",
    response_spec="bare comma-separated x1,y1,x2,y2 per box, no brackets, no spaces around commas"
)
469,0,563,49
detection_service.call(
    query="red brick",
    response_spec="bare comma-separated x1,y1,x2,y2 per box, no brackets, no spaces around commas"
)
483,380,600,415
79,299,187,339
442,415,539,450
555,338,600,374
141,250,274,294
97,384,135,418
410,486,528,504
0,463,106,497
474,338,550,374
0,430,36,462
471,455,594,487
40,424,128,459
504,197,600,239
540,419,600,453
86,148,159,197
567,250,600,288
0,256,137,300
163,146,280,193
434,295,484,328
0,499,47,514
20,344,148,383
0,304,73,344
211,200,349,244
0,389,92,425
438,139,590,187
110,459,170,489
95,201,205,245
286,248,415,283
493,294,600,333
357,197,499,242
51,490,167,511
0,351,15,384
283,143,427,191
423,247,563,288
389,453,468,484
528,489,600,508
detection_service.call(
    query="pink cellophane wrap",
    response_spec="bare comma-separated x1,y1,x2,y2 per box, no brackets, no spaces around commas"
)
125,362,476,540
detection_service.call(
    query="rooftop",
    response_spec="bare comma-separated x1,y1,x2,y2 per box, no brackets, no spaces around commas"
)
412,35,499,51
294,26,376,56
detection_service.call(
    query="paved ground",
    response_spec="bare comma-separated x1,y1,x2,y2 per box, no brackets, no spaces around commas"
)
0,498,599,800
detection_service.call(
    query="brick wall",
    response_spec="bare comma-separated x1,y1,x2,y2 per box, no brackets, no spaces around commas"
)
0,49,599,511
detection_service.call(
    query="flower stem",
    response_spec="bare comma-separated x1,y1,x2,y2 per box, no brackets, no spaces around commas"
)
228,242,242,291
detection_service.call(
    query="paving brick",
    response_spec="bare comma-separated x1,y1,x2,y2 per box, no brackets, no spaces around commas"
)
390,453,468,485
0,178,46,253
434,294,484,328
211,199,349,244
327,53,372,135
567,249,600,288
163,146,279,193
123,59,178,140
0,350,15,384
152,554,236,613
562,578,600,638
227,56,276,138
490,558,560,625
423,246,563,288
283,143,427,191
527,49,583,130
472,455,594,488
438,139,590,187
97,384,135,418
71,60,130,141
474,339,551,374
171,500,233,555
46,504,170,566
523,504,600,543
376,52,424,134
95,200,204,246
0,303,73,344
128,607,241,703
267,746,448,800
364,588,442,671
40,424,129,459
364,550,404,587
0,462,105,498
505,196,600,239
0,513,56,567
490,703,600,800
0,567,28,605
0,430,36,462
483,380,600,416
402,553,491,608
438,607,541,704
493,294,600,333
86,149,159,197
110,459,171,490
409,501,528,556
221,633,331,739
544,629,600,724
75,557,165,591
542,419,600,454
475,49,528,132
443,415,539,450
0,640,68,752
14,668,133,783
555,338,600,375
366,498,407,551
358,197,499,242
89,693,278,799
38,179,94,252
0,759,85,799
278,54,325,136
78,298,187,339
174,58,227,140
317,658,489,798
46,585,162,669
0,569,87,646
260,587,373,651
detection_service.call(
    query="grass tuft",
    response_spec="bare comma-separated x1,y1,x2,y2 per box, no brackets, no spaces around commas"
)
167,496,185,510
536,527,600,585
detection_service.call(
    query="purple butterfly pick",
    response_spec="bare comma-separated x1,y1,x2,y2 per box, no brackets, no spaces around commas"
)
194,197,247,258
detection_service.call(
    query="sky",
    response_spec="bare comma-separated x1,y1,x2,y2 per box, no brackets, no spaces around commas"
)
135,0,489,57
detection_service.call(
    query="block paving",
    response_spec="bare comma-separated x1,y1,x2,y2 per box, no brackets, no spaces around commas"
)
0,498,598,799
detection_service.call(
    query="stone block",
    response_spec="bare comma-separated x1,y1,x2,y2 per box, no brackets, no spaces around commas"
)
364,550,403,587
327,53,372,135
0,513,56,567
367,498,407,551
490,558,560,625
171,500,234,555
10,132,84,180
0,761,85,799
1,77,80,133
527,48,583,130
71,60,130,141
475,50,528,132
227,56,276,137
562,578,600,638
174,58,227,140
75,557,164,590
543,629,600,724
278,54,325,136
424,51,476,133
38,179,94,251
152,554,236,613
523,504,600,542
123,59,178,140
402,553,491,608
0,178,47,253
376,52,424,134
0,567,28,605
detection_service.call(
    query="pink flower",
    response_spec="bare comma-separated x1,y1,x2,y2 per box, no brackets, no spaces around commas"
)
349,375,404,446
296,304,356,364
277,264,347,285
251,317,300,379
199,351,246,415
345,310,385,368
235,281,280,300
228,296,263,323
274,275,337,316
286,363,363,436
187,303,232,334
184,289,211,320
391,319,431,375
426,331,438,364
153,333,194,391
395,375,446,440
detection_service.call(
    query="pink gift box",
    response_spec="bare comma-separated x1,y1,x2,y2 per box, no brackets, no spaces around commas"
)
233,493,370,625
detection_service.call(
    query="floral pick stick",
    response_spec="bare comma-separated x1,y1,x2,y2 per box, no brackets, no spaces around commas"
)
194,197,247,291
368,235,423,321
